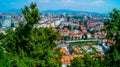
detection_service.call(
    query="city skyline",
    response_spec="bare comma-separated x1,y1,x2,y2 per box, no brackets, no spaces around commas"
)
0,0,120,13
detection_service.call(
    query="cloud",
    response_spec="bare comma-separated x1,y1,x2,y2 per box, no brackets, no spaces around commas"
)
91,0,105,6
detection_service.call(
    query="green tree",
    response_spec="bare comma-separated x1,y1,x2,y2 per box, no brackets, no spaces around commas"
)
101,9,120,67
70,57,85,67
0,22,2,28
104,9,120,52
84,55,100,67
1,2,61,67
104,9,120,39
113,47,120,66
102,47,120,67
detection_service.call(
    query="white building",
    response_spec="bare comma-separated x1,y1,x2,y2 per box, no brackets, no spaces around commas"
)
2,16,12,28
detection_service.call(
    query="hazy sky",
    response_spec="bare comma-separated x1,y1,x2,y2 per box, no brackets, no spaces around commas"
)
0,0,120,13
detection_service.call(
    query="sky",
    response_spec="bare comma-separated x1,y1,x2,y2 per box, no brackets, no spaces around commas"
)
0,0,120,13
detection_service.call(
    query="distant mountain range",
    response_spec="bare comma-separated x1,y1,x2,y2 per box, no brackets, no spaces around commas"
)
0,9,107,15
41,9,103,15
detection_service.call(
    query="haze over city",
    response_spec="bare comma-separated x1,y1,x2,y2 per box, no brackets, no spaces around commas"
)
0,0,120,13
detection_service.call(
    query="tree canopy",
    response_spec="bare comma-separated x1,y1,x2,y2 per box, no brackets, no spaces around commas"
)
0,2,61,67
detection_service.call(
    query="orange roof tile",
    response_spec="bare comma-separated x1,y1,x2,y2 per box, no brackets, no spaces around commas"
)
82,29,87,32
60,48,68,55
107,40,115,45
82,29,89,34
63,28,68,31
61,54,84,64
103,39,115,45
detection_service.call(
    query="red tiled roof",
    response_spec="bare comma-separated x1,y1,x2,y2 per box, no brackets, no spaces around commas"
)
82,29,89,34
61,55,84,64
63,28,68,31
103,39,115,45
88,23,96,28
107,40,115,45
59,28,70,36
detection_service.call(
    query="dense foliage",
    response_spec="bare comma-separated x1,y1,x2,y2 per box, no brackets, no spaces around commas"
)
0,2,61,67
101,9,120,66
